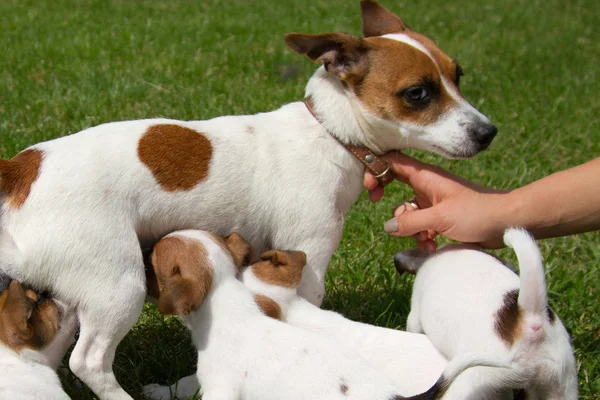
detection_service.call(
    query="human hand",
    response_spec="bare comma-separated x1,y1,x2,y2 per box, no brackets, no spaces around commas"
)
364,152,508,250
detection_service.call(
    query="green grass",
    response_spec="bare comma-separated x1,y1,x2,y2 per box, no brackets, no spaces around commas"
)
1,0,599,398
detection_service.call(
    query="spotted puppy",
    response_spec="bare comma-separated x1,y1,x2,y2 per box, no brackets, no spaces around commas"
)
237,249,447,396
0,1,497,397
0,281,78,400
145,230,510,400
394,228,578,399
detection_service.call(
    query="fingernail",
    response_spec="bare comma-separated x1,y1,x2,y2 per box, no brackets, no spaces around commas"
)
384,218,398,233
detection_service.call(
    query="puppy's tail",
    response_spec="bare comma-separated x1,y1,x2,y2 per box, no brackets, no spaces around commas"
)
402,352,511,399
504,227,548,341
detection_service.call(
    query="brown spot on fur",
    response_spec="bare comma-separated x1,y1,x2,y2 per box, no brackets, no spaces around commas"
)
356,36,456,125
151,235,213,316
252,250,307,288
340,382,349,395
495,289,523,345
0,281,59,352
245,126,256,135
0,149,43,209
253,294,282,320
404,31,461,86
138,124,212,192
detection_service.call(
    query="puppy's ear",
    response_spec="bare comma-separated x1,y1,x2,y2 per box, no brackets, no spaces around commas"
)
360,0,410,37
153,237,213,316
260,249,281,264
260,250,307,269
284,32,370,84
256,250,306,288
0,281,34,348
224,232,255,269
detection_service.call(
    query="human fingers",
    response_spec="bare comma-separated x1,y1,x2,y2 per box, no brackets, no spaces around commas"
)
368,185,385,202
384,207,440,238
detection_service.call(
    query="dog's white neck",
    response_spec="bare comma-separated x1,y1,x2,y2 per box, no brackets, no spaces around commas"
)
304,67,397,154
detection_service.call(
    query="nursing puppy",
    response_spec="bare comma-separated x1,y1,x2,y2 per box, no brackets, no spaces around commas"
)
240,249,448,396
395,228,578,399
0,281,77,400
145,230,509,400
0,2,497,397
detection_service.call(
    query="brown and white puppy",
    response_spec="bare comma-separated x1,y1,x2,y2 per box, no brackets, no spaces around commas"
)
239,249,449,396
143,230,510,400
0,281,77,400
395,228,578,399
0,2,497,397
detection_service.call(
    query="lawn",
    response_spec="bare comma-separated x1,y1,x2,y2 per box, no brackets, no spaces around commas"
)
1,0,599,398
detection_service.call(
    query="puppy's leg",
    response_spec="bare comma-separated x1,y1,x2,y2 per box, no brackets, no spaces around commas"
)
69,268,145,400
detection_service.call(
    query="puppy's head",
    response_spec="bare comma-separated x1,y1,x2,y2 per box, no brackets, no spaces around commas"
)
150,231,254,316
243,250,306,317
252,250,307,289
285,0,496,158
0,281,60,352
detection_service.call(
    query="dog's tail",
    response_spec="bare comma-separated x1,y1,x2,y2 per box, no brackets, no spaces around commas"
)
401,352,511,399
504,227,548,341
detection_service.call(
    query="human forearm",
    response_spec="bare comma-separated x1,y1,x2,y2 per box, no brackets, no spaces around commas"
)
503,158,600,240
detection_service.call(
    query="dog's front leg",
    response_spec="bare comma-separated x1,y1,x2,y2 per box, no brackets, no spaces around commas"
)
293,224,343,306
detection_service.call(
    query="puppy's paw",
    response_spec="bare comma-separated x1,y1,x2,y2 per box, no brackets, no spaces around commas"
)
142,383,173,400
393,249,427,275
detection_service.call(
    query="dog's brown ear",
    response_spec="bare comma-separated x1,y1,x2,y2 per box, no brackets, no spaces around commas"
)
360,0,410,37
153,237,213,316
0,281,34,349
224,232,255,269
256,250,306,288
284,32,370,83
260,249,281,264
260,250,307,269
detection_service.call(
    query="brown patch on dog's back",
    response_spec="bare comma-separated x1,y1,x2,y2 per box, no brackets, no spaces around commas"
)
495,289,523,345
138,124,213,192
0,149,43,209
253,294,282,320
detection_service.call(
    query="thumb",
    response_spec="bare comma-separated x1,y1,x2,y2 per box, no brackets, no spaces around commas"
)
384,208,440,237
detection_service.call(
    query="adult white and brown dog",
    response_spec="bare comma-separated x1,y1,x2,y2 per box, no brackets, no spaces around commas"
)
144,229,510,400
0,281,78,400
0,1,497,397
394,228,578,399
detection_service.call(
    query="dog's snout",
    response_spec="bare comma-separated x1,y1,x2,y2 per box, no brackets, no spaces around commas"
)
472,123,497,148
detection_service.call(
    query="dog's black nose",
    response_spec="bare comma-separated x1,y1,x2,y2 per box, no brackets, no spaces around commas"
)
473,123,497,148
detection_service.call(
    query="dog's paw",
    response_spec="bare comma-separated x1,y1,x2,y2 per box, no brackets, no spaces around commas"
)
393,249,427,275
142,383,173,400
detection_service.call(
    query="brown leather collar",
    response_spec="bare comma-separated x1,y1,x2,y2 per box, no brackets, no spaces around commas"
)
304,96,394,186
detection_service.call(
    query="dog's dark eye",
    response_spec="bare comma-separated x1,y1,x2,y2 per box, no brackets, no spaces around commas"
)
401,86,431,106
